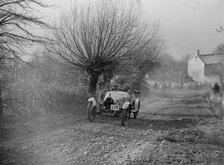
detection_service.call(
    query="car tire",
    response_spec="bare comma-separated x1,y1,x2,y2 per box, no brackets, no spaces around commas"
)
87,102,96,122
121,106,130,126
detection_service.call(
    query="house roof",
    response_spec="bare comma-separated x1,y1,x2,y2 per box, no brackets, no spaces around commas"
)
198,54,224,64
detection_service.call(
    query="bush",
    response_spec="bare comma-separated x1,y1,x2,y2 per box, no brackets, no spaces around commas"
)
3,54,88,117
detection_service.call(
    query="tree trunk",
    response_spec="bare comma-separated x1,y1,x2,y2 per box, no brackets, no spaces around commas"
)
103,71,113,88
88,74,99,96
0,81,3,116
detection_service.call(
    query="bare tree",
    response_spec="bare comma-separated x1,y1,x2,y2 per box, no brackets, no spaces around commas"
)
47,0,159,96
217,26,224,33
213,43,224,55
132,39,164,88
0,0,49,58
0,0,49,115
114,38,163,92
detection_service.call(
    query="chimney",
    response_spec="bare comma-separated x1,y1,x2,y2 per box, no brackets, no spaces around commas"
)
197,50,200,56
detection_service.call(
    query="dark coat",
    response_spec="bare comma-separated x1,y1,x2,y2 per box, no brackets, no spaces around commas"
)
213,83,220,93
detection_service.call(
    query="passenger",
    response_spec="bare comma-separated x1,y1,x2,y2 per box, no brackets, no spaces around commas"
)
124,86,130,92
112,84,119,91
130,90,136,108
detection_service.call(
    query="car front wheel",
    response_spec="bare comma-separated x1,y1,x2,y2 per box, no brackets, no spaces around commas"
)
87,102,96,122
121,106,130,126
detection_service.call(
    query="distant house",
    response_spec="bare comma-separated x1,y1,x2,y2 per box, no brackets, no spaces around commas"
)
188,50,224,83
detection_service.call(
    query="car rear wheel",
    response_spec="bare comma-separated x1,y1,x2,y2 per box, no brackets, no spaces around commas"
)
87,102,96,122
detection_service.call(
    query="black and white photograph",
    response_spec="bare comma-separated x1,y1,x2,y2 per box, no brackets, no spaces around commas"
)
0,0,224,164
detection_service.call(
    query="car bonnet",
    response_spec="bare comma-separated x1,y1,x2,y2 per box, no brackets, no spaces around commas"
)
104,91,130,104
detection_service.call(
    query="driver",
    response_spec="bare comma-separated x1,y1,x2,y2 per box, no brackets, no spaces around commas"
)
130,90,137,108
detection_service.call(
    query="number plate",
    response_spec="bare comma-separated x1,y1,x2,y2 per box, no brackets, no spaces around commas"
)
110,105,119,110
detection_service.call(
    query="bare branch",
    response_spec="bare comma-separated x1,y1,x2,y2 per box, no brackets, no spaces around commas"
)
0,0,49,65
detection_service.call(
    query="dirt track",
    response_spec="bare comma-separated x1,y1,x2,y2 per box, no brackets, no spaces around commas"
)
1,89,224,165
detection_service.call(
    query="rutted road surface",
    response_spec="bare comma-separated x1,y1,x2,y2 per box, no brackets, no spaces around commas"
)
1,89,224,164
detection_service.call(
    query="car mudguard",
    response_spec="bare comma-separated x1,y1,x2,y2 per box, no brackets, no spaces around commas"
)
88,97,97,107
122,102,130,109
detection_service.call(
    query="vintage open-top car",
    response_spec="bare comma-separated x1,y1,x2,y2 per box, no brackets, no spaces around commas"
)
87,89,140,126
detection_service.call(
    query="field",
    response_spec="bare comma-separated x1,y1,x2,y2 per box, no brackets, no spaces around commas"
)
0,89,224,165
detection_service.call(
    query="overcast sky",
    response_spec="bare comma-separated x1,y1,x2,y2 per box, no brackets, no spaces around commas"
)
42,0,224,60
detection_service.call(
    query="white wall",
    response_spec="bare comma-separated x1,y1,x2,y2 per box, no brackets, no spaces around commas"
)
188,55,206,82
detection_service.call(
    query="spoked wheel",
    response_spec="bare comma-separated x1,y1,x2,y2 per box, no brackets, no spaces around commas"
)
121,106,130,126
87,102,96,122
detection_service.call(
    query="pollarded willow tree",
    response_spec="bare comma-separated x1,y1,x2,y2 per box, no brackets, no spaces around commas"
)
0,0,49,115
112,39,164,91
47,0,159,95
214,43,224,55
131,38,164,88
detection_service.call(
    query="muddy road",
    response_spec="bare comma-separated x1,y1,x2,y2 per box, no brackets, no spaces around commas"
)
1,89,224,164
